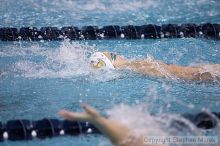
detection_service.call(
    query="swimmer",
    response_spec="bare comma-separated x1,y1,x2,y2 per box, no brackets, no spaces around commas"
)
59,104,164,146
90,52,220,82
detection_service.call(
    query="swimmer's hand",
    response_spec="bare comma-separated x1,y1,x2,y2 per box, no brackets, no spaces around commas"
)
58,104,100,123
58,104,161,146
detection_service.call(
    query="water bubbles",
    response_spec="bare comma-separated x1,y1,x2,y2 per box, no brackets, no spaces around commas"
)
166,103,171,108
188,103,195,109
135,100,140,104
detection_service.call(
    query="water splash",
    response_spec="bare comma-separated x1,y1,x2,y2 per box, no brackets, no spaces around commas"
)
60,0,156,12
12,41,122,82
107,103,219,146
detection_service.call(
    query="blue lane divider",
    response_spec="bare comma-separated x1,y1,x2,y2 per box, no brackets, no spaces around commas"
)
0,23,219,41
0,112,219,141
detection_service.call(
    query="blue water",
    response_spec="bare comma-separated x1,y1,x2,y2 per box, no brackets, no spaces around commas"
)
0,0,220,146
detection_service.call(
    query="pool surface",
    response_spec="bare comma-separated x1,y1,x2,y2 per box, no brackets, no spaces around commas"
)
0,0,220,146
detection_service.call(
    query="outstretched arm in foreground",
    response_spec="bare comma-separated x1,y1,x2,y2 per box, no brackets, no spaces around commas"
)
58,104,163,146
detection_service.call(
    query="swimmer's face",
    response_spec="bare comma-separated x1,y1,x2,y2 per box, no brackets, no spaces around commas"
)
90,59,106,68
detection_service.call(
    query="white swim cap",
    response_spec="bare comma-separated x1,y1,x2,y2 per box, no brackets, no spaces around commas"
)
90,52,115,69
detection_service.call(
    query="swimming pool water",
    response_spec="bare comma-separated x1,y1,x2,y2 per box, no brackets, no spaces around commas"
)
1,0,220,27
0,0,220,146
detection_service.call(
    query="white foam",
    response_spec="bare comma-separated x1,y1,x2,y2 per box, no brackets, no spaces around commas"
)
199,64,220,76
60,0,156,13
12,41,122,81
106,103,203,146
189,63,220,77
107,104,167,136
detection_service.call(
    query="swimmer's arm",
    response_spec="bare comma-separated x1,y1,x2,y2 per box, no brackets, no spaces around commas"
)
59,104,159,146
117,59,168,77
118,59,199,80
59,104,129,146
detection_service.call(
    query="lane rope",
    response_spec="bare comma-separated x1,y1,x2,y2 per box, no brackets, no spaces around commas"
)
0,112,219,141
0,23,219,41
